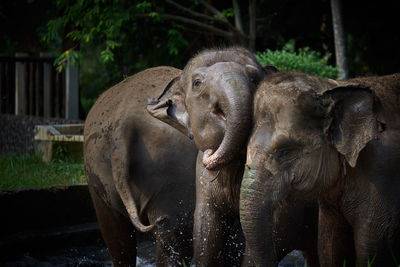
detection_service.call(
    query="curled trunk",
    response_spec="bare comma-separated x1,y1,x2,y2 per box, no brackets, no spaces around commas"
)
203,74,252,170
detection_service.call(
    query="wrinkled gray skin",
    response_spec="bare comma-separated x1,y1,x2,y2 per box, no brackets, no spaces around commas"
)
241,72,400,266
84,67,197,266
148,48,264,266
148,48,319,266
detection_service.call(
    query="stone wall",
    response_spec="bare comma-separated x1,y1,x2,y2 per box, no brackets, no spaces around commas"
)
0,114,83,154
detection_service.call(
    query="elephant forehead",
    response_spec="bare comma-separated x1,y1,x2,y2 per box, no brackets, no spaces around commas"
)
213,72,248,88
253,91,309,145
255,71,334,106
254,88,295,122
207,61,245,73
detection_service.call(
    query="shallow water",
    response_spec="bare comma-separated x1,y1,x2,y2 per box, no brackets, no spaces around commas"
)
4,239,305,266
3,238,156,266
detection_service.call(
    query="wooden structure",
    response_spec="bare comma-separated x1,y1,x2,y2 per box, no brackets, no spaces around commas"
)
34,124,84,163
0,53,79,119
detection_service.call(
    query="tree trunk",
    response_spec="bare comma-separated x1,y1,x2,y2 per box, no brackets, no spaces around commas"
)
248,0,256,52
232,0,244,35
330,0,349,79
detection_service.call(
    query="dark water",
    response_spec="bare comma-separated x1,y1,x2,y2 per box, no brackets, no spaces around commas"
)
3,242,305,266
2,238,156,267
2,228,305,267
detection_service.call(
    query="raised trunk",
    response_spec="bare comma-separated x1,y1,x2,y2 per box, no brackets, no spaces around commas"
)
239,165,277,266
202,73,252,170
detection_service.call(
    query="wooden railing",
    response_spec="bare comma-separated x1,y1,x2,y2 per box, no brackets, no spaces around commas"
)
0,53,79,119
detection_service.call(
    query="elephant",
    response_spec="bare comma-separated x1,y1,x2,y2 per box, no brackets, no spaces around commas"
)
240,71,400,266
148,47,320,266
84,66,198,266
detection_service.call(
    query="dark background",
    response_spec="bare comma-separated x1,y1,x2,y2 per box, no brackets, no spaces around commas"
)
1,0,399,110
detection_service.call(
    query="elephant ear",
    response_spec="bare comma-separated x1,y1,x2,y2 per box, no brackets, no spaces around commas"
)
147,76,193,139
321,85,381,167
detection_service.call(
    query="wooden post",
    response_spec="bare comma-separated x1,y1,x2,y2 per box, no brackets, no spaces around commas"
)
29,62,34,115
40,52,52,117
15,53,27,115
55,72,60,118
35,62,40,116
65,58,79,120
6,59,13,114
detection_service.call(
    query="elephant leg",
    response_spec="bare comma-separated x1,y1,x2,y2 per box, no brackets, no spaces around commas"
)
89,188,137,266
299,203,320,267
153,217,193,267
193,199,225,266
302,247,320,267
221,216,246,266
194,197,245,266
318,203,355,267
241,243,256,267
155,241,191,267
155,244,169,267
194,161,244,266
353,219,399,266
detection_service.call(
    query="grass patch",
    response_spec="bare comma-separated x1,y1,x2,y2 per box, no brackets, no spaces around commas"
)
0,154,86,190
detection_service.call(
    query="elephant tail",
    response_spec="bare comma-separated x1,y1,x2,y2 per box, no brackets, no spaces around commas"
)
128,212,167,233
110,137,168,233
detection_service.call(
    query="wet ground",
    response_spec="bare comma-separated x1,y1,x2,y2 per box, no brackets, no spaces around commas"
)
1,223,156,267
3,239,156,267
1,224,306,266
0,185,308,266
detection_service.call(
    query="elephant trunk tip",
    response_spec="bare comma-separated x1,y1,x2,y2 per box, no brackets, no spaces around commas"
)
202,149,231,170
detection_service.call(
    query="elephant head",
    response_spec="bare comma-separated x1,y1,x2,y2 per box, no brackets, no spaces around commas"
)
240,72,382,265
147,47,266,170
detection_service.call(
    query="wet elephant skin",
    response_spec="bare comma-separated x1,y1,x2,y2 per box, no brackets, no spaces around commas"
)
241,72,400,266
84,66,198,266
148,48,320,266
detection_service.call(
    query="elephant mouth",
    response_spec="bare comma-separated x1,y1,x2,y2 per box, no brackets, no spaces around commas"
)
212,105,226,121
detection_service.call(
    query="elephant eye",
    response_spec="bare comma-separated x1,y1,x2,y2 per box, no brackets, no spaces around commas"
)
273,148,293,159
193,79,202,88
271,139,302,160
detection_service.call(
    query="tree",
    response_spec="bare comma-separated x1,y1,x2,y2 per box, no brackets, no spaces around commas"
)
43,1,261,114
330,0,348,79
44,0,258,72
159,0,257,51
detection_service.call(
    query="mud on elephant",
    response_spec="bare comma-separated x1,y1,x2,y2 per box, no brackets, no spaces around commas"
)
148,48,320,266
241,72,400,266
84,66,198,266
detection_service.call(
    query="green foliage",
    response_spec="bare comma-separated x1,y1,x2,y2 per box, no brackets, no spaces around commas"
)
256,41,339,79
80,97,97,116
44,0,136,67
43,0,189,67
53,49,79,72
42,0,191,107
0,154,86,190
168,23,189,56
221,8,235,18
367,255,376,267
